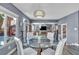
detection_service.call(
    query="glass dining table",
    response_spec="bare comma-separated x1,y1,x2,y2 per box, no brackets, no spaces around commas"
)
28,35,56,55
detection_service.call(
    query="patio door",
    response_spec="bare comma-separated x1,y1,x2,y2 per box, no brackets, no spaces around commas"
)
0,12,5,45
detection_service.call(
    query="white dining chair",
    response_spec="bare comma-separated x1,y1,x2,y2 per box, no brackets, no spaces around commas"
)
27,32,33,44
14,37,37,55
41,38,67,55
47,32,54,45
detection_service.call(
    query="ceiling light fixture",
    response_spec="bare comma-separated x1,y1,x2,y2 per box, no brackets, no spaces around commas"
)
34,10,45,18
33,4,45,18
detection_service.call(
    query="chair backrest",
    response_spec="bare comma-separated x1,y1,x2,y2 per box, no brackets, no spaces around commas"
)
14,37,24,55
47,32,54,44
27,32,33,39
55,38,67,55
27,32,33,44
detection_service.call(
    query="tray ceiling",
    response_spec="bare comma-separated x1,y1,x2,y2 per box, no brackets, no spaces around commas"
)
13,3,79,20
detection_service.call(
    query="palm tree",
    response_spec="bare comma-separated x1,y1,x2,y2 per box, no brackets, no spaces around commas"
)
0,14,4,20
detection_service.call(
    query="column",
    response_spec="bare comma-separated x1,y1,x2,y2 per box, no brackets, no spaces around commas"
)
15,17,19,38
23,21,26,42
4,15,8,44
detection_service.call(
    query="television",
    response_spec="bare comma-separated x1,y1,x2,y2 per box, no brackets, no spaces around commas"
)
40,26,47,30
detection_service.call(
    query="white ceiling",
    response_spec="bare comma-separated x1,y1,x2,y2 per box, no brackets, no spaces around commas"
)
13,3,79,20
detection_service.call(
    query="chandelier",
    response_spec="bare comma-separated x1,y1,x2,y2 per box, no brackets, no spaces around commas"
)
34,10,45,18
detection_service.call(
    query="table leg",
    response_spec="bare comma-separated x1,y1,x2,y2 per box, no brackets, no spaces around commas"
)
36,48,42,55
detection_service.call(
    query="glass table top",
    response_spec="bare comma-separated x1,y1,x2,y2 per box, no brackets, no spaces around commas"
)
29,37,56,48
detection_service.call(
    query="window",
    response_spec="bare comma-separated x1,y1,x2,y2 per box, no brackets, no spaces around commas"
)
0,12,5,45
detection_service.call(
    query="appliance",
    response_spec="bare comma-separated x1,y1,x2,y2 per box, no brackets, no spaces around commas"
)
40,26,47,30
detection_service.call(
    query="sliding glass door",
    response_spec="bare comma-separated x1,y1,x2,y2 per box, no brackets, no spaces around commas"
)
0,12,5,45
